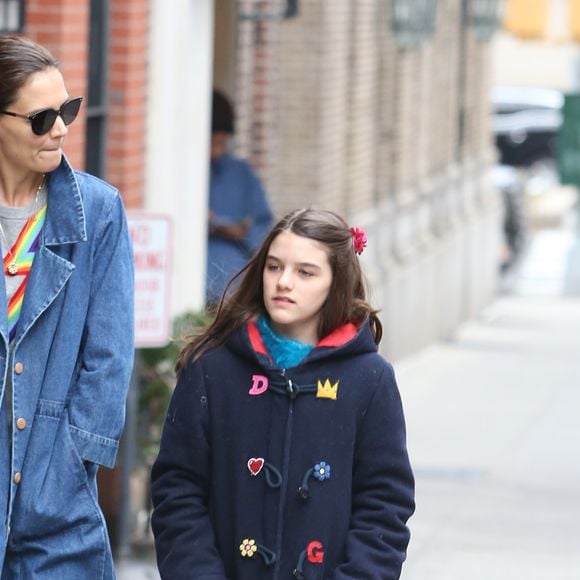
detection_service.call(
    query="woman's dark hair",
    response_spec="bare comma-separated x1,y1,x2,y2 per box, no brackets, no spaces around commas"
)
0,35,60,110
177,208,382,372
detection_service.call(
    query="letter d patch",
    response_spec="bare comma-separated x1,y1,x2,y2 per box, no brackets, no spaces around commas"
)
249,374,269,396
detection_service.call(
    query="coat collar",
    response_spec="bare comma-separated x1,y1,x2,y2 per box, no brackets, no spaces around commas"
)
247,320,359,356
43,155,87,245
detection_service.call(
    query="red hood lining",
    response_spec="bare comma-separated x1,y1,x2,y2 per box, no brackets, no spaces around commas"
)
247,320,358,355
248,320,269,356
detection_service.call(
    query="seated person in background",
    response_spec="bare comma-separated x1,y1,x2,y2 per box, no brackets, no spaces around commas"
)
206,89,274,307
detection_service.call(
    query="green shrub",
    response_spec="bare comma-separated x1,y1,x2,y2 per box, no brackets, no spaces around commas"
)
137,310,212,464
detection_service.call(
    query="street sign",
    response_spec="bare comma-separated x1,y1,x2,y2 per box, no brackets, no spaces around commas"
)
127,211,173,348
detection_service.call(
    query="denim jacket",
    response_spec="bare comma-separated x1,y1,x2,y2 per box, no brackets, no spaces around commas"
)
0,157,134,578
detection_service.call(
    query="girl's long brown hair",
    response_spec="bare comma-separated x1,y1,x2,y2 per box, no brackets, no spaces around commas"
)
176,208,382,373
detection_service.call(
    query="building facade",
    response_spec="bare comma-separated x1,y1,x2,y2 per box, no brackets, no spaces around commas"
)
2,0,505,549
1,0,504,360
217,0,502,360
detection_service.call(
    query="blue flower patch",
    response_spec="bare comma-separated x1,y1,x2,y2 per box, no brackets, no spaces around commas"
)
313,461,331,481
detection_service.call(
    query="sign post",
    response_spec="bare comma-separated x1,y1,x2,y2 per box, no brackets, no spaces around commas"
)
117,212,173,557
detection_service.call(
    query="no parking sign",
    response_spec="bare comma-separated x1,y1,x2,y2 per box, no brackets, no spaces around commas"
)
127,211,173,348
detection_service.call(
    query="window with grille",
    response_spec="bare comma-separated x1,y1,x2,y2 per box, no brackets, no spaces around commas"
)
0,0,25,34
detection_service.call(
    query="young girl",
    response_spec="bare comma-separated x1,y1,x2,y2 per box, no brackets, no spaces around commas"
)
151,209,414,579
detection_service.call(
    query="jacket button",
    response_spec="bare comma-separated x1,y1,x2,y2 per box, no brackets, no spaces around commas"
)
14,362,24,374
16,417,26,430
13,472,21,484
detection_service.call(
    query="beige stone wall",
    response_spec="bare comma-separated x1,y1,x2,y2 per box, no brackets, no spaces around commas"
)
275,0,353,214
234,0,286,195
344,0,380,214
230,0,501,361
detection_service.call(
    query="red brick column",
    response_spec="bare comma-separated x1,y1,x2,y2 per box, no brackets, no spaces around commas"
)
25,0,90,170
107,0,148,209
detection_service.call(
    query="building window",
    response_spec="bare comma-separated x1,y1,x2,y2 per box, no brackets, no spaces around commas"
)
0,0,25,33
85,0,108,177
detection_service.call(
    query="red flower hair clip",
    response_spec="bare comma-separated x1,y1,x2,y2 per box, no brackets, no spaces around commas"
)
350,227,367,255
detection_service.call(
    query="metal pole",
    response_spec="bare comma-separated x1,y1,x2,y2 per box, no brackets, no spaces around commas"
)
116,351,140,559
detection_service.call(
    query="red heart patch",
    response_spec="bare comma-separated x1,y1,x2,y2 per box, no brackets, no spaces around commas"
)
247,457,264,476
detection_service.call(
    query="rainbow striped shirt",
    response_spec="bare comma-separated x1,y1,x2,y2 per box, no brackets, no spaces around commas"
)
3,204,47,341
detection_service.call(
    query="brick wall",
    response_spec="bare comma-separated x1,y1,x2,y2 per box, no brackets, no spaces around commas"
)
107,0,148,209
26,0,90,170
345,0,379,214
25,0,148,209
277,0,352,215
272,0,499,358
235,0,285,203
275,0,494,205
431,0,461,174
377,9,397,202
278,1,325,211
317,1,351,214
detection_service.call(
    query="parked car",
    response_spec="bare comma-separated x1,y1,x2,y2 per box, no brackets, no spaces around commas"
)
492,84,563,170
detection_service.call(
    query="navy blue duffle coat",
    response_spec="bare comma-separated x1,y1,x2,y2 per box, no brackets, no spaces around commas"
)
151,320,414,579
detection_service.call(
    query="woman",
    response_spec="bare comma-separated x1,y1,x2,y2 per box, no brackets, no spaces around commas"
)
0,36,134,578
152,209,414,579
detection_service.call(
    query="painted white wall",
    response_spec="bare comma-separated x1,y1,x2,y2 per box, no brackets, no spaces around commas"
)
145,0,214,316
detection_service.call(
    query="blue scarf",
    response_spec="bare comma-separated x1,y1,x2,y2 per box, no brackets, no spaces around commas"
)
256,316,314,369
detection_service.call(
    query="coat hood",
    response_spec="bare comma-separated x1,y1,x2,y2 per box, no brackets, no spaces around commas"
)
225,319,378,369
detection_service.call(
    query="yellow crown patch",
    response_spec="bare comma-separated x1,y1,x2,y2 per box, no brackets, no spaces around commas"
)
317,379,339,400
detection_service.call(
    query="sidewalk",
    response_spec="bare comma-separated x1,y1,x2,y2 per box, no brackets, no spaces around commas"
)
115,555,159,580
399,216,580,579
114,215,580,580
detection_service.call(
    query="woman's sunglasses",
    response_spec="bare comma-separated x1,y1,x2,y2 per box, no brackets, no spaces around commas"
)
0,96,83,136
